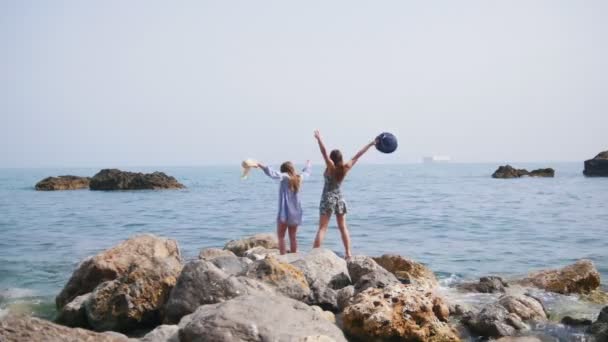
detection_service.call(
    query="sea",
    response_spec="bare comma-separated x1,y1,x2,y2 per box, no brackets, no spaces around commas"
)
0,162,606,340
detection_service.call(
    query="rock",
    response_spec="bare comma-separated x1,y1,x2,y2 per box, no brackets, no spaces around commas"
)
224,233,278,257
244,256,311,300
492,165,554,178
89,169,185,190
494,337,543,342
459,276,509,293
140,324,179,342
518,259,601,294
0,314,133,342
336,285,355,312
242,246,280,260
584,151,608,177
55,293,91,328
35,175,90,191
581,289,608,305
372,254,438,288
302,336,338,342
209,255,251,276
56,234,182,310
164,260,274,324
290,249,351,310
561,316,592,326
463,294,547,338
310,305,337,323
347,256,400,292
177,294,347,342
342,284,458,341
197,248,236,260
588,306,608,342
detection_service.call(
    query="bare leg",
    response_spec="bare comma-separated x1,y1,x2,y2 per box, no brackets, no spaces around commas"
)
288,225,298,253
277,222,288,255
336,213,352,259
313,214,331,248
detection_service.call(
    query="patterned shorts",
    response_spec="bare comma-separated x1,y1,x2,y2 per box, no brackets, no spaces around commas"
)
319,192,347,215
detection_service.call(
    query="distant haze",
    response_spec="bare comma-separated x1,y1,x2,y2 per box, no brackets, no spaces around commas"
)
1,1,607,168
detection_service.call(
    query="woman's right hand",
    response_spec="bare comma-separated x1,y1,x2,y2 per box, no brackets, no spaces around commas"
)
314,130,321,141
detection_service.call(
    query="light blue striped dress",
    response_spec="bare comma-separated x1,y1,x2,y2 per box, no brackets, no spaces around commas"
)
262,162,312,226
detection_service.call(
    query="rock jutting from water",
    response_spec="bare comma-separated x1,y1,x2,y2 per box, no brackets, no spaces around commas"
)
35,175,91,191
583,150,608,177
492,165,555,178
89,169,185,190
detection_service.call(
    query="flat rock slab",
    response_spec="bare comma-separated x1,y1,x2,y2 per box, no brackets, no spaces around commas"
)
35,175,90,190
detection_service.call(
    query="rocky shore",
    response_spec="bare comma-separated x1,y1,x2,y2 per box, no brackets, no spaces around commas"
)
1,233,607,342
34,169,185,191
492,165,555,179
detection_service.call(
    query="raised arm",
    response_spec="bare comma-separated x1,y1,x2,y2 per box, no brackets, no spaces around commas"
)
314,130,334,168
347,138,377,169
300,160,312,179
257,162,284,180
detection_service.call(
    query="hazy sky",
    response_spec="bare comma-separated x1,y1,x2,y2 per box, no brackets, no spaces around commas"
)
1,1,607,168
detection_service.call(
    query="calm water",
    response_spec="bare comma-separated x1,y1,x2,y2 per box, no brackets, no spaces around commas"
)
1,163,607,324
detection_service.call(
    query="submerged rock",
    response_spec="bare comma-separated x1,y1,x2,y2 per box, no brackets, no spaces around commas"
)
164,260,274,324
463,294,547,338
347,256,400,292
342,284,458,341
0,314,132,342
244,255,311,300
89,169,185,190
561,316,592,326
519,259,601,295
224,233,278,256
178,294,347,342
583,151,608,177
492,165,555,178
373,254,438,289
459,276,509,293
35,175,90,191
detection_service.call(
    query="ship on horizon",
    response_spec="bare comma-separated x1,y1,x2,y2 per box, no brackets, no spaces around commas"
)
422,155,451,163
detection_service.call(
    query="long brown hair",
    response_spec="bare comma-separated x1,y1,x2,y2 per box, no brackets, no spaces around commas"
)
280,161,301,193
329,149,346,182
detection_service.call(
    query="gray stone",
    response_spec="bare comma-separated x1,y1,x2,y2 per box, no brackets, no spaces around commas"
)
140,324,179,342
588,306,608,342
244,256,311,301
209,255,251,276
459,276,509,293
177,294,347,342
347,255,400,292
584,151,608,177
55,292,91,328
336,285,355,312
164,260,273,324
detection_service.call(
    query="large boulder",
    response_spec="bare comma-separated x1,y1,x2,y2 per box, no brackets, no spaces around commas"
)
291,248,351,310
518,259,601,294
458,276,509,293
177,294,347,342
140,324,179,342
463,294,547,338
342,284,458,341
224,233,278,256
347,256,400,292
373,254,438,289
583,151,608,177
492,165,554,178
0,314,132,342
588,306,608,342
35,175,90,191
89,169,185,190
56,235,182,309
163,260,274,324
244,256,311,300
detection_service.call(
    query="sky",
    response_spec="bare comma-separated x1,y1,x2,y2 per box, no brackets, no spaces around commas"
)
1,1,607,168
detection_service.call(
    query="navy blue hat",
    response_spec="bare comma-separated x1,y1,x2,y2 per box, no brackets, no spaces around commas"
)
375,132,398,153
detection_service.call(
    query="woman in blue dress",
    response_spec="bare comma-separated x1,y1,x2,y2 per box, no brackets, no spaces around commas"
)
312,130,377,259
257,160,312,255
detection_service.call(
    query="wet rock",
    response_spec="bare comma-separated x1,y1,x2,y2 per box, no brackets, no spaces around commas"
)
89,169,185,190
224,233,278,256
242,246,280,260
519,259,601,294
35,175,90,191
209,255,251,276
0,314,132,342
459,276,509,293
140,324,179,342
55,293,91,328
164,260,274,324
177,294,347,342
244,255,311,300
197,248,236,260
463,294,547,338
580,289,608,305
561,316,592,326
291,248,351,310
342,284,459,341
373,254,438,288
336,285,355,312
492,165,554,178
588,306,608,342
583,151,608,177
56,234,182,311
347,256,400,293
